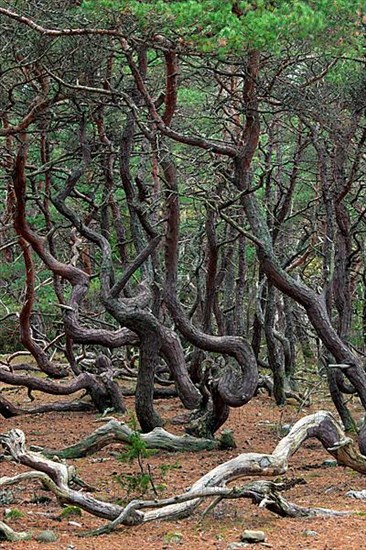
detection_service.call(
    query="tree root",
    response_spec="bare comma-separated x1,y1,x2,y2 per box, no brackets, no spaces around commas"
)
0,359,125,416
0,394,93,418
122,386,177,399
257,374,309,405
30,419,220,459
82,478,353,537
0,520,30,542
0,410,365,536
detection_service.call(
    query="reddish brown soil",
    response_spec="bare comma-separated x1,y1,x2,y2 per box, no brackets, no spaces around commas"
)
1,385,366,550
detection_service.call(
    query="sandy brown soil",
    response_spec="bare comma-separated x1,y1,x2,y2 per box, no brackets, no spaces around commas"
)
1,383,366,550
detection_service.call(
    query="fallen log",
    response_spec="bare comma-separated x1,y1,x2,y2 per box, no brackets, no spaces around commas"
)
0,410,365,536
30,419,222,458
0,520,30,542
0,356,125,416
0,394,93,418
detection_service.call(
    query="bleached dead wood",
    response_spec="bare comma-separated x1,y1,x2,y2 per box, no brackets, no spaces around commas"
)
0,521,30,542
30,419,220,458
1,411,365,536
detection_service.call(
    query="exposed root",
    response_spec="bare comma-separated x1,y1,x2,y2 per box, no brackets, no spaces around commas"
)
81,479,353,538
30,419,220,458
0,394,93,418
0,411,365,536
0,520,31,542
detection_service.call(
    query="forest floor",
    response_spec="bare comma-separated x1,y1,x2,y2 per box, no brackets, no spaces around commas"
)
1,373,366,550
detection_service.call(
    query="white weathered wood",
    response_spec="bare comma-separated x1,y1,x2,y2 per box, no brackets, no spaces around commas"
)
30,419,219,459
0,520,30,542
1,411,365,534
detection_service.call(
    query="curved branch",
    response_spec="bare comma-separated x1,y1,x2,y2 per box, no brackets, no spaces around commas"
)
0,7,123,38
162,152,258,409
0,369,112,414
0,411,364,532
31,419,220,459
121,40,237,158
17,238,65,377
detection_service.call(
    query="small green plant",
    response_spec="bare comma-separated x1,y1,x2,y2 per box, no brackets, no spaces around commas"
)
60,505,82,518
115,471,153,497
218,429,236,449
116,415,157,497
154,460,182,493
36,530,57,543
159,460,181,489
4,508,25,521
163,531,183,544
159,460,181,477
116,415,182,498
118,431,156,466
